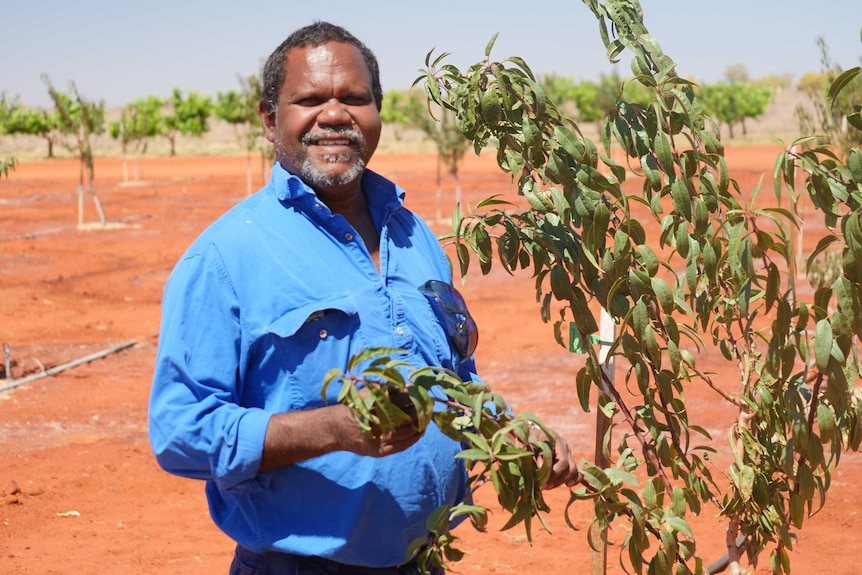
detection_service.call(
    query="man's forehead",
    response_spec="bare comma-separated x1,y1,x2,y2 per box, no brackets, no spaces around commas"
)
284,42,372,87
303,44,337,66
288,41,359,64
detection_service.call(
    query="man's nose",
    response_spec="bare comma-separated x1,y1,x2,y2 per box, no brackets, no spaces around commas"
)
319,98,351,125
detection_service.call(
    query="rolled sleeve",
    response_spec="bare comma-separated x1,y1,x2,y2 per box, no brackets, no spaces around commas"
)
149,246,269,492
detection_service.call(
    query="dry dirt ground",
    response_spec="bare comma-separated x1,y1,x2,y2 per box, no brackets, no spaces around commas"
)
1,148,860,574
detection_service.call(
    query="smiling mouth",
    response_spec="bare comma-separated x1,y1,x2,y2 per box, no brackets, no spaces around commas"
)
312,138,354,147
303,129,364,151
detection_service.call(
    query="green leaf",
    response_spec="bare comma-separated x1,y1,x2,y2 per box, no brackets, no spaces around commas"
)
848,148,862,183
827,66,862,102
651,276,674,314
670,178,692,221
653,131,674,174
738,465,755,502
664,516,693,538
484,32,500,57
814,318,833,371
456,448,491,462
671,487,686,517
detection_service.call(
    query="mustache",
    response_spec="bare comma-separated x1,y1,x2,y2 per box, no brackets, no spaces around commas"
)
301,128,364,147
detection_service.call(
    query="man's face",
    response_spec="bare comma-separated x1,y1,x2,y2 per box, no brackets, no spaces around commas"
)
261,42,382,197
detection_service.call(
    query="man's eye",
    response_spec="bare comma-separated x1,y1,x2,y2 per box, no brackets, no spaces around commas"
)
296,98,324,106
343,96,372,105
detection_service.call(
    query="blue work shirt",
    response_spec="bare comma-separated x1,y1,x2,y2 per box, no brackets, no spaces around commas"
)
149,163,473,567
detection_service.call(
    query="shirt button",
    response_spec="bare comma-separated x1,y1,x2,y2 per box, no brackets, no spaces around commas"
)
344,232,354,241
319,329,328,339
396,327,404,336
314,203,323,210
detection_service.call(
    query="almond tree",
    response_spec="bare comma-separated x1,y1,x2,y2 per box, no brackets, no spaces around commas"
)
215,74,264,194
5,106,61,158
43,75,107,226
329,1,862,573
109,95,163,181
159,88,212,156
384,88,471,221
699,81,774,138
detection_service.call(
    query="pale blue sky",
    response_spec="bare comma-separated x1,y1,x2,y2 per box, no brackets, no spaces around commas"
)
3,0,860,108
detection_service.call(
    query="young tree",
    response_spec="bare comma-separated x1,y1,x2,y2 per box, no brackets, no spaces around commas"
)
215,74,263,194
539,74,580,117
737,81,775,136
331,2,862,574
697,82,743,137
385,88,471,221
109,95,163,181
43,75,107,226
380,89,415,141
5,106,61,158
160,88,212,156
697,81,772,138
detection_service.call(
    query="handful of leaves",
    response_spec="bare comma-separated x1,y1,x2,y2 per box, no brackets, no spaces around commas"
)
322,347,560,571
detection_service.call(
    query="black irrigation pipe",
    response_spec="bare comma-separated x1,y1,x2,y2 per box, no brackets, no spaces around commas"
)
0,339,137,393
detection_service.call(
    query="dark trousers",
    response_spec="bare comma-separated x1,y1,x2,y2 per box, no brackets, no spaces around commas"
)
229,545,445,575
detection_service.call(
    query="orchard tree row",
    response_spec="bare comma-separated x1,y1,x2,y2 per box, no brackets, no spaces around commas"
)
0,63,839,168
0,74,266,192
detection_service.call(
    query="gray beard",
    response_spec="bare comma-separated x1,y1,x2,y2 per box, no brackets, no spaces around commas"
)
300,153,366,189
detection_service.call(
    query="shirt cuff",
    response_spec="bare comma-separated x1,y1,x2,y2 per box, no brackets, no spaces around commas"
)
219,407,274,493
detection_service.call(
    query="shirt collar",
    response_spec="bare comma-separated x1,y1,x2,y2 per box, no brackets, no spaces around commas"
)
269,162,406,214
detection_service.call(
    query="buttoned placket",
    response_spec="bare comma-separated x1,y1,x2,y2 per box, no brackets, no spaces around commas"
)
308,197,411,350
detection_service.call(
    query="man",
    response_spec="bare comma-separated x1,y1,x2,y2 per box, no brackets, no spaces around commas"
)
149,21,579,575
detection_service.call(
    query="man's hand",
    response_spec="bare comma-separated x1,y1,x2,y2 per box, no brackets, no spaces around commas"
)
529,425,581,490
343,415,423,458
259,401,423,472
341,387,423,457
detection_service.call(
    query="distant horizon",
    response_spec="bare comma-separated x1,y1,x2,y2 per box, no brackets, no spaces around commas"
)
3,0,860,108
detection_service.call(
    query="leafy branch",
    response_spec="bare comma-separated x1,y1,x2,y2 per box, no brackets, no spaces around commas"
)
321,347,572,571
406,1,862,573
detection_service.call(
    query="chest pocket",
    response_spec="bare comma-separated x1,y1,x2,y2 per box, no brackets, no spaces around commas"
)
265,294,362,410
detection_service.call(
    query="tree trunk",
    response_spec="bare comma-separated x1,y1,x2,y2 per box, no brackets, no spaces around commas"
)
246,152,253,196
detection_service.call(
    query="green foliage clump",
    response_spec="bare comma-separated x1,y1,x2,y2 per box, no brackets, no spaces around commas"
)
43,75,105,188
383,87,471,216
5,105,62,158
109,95,163,157
216,74,269,194
160,88,213,156
697,81,774,139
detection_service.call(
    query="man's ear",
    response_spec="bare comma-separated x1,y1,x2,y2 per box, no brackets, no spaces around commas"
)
258,102,277,143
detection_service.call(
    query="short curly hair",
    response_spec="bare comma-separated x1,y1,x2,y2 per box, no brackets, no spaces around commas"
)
260,21,383,114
